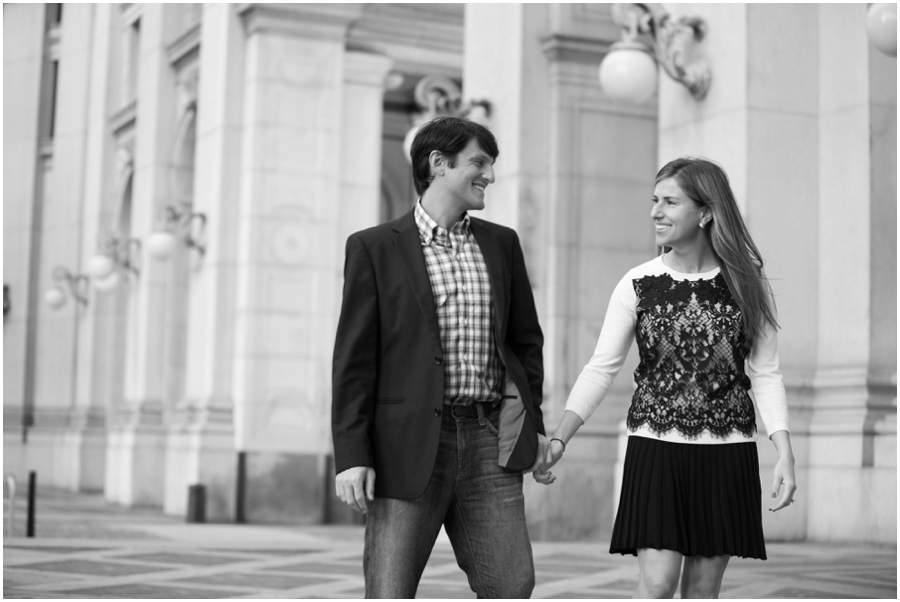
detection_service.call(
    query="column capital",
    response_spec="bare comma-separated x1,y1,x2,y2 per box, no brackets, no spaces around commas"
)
344,51,394,87
238,3,364,41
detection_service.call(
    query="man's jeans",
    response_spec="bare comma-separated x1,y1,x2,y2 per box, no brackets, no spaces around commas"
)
363,406,535,599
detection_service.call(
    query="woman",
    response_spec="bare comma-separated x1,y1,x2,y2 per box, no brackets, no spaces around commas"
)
539,157,796,598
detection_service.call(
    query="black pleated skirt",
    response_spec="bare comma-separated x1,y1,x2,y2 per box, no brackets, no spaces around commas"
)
609,435,767,560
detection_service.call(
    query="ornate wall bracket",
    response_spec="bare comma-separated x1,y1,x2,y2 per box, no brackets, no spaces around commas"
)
411,74,491,122
611,3,711,100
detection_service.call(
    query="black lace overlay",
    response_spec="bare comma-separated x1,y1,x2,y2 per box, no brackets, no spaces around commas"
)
628,272,757,440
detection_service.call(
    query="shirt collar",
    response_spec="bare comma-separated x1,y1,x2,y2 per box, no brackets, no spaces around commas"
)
415,200,470,244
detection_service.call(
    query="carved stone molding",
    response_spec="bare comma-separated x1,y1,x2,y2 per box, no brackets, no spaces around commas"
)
167,22,201,68
343,51,394,88
238,3,364,41
541,33,611,65
110,100,137,138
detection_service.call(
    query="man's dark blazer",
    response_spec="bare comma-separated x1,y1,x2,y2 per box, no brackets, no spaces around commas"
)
332,209,545,499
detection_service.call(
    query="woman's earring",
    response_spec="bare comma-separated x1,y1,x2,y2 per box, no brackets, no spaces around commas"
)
700,219,706,229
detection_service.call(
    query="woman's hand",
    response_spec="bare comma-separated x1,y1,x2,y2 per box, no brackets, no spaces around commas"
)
532,410,585,485
769,430,797,512
545,439,565,470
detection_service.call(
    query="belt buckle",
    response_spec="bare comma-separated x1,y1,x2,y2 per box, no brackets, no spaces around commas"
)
450,404,471,418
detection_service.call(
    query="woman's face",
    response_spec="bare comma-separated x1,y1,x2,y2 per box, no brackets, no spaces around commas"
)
650,177,708,250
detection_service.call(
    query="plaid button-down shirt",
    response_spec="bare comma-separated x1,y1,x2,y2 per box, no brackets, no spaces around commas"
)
414,201,503,405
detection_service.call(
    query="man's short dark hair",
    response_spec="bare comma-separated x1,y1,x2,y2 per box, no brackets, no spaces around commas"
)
410,116,499,196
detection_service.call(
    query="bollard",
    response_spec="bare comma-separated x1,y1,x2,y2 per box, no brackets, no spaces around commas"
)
5,475,16,537
26,471,36,537
235,451,246,524
186,484,206,523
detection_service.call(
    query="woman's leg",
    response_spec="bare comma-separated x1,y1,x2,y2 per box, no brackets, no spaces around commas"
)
634,548,683,599
679,555,730,599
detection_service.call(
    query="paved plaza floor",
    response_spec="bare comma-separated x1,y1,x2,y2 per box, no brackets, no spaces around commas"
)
3,489,896,599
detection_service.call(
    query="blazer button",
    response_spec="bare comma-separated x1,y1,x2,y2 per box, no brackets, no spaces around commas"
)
434,408,442,417
435,357,442,365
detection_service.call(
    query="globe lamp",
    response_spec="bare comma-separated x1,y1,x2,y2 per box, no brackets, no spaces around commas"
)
599,41,658,103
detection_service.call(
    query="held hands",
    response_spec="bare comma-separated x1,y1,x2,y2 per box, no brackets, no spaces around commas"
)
335,466,376,514
530,435,565,486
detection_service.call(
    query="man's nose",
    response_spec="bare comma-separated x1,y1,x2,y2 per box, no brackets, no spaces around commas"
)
484,164,496,184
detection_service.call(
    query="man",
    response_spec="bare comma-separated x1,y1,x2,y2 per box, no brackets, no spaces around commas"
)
332,116,549,598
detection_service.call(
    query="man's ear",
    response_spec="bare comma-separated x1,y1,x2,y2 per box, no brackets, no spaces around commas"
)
428,150,444,175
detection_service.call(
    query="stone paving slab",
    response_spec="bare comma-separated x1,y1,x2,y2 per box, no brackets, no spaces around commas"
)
2,489,896,598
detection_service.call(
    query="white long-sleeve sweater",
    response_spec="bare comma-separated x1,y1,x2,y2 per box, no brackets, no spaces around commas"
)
565,254,790,444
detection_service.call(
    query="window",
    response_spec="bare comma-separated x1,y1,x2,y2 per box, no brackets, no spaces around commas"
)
123,19,141,105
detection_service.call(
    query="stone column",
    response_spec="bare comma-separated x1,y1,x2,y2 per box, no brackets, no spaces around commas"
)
24,4,97,488
230,3,365,523
65,3,120,493
105,3,179,507
163,3,246,519
324,49,393,522
658,3,896,544
2,4,49,475
464,3,657,540
806,4,896,544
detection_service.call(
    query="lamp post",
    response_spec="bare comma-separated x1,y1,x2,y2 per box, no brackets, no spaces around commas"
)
598,3,711,103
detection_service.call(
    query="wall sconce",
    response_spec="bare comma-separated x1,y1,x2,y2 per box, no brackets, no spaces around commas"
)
402,75,493,162
86,232,141,284
147,204,207,260
598,3,711,104
45,267,89,310
867,3,897,57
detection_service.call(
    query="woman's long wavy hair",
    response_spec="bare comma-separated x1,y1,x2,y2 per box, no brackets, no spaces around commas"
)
656,157,778,347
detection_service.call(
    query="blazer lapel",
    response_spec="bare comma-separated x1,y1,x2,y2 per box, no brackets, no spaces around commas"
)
471,219,508,340
394,211,442,347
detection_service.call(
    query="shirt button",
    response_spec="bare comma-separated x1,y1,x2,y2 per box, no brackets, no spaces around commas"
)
435,356,442,365
434,408,442,417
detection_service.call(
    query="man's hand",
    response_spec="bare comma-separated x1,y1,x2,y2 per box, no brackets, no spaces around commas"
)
527,434,557,485
335,466,376,514
533,436,566,485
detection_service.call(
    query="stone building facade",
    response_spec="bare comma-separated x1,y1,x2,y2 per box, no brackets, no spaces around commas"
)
4,3,896,544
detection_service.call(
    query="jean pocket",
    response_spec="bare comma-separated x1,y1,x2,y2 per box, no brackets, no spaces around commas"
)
376,397,404,404
483,412,500,436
